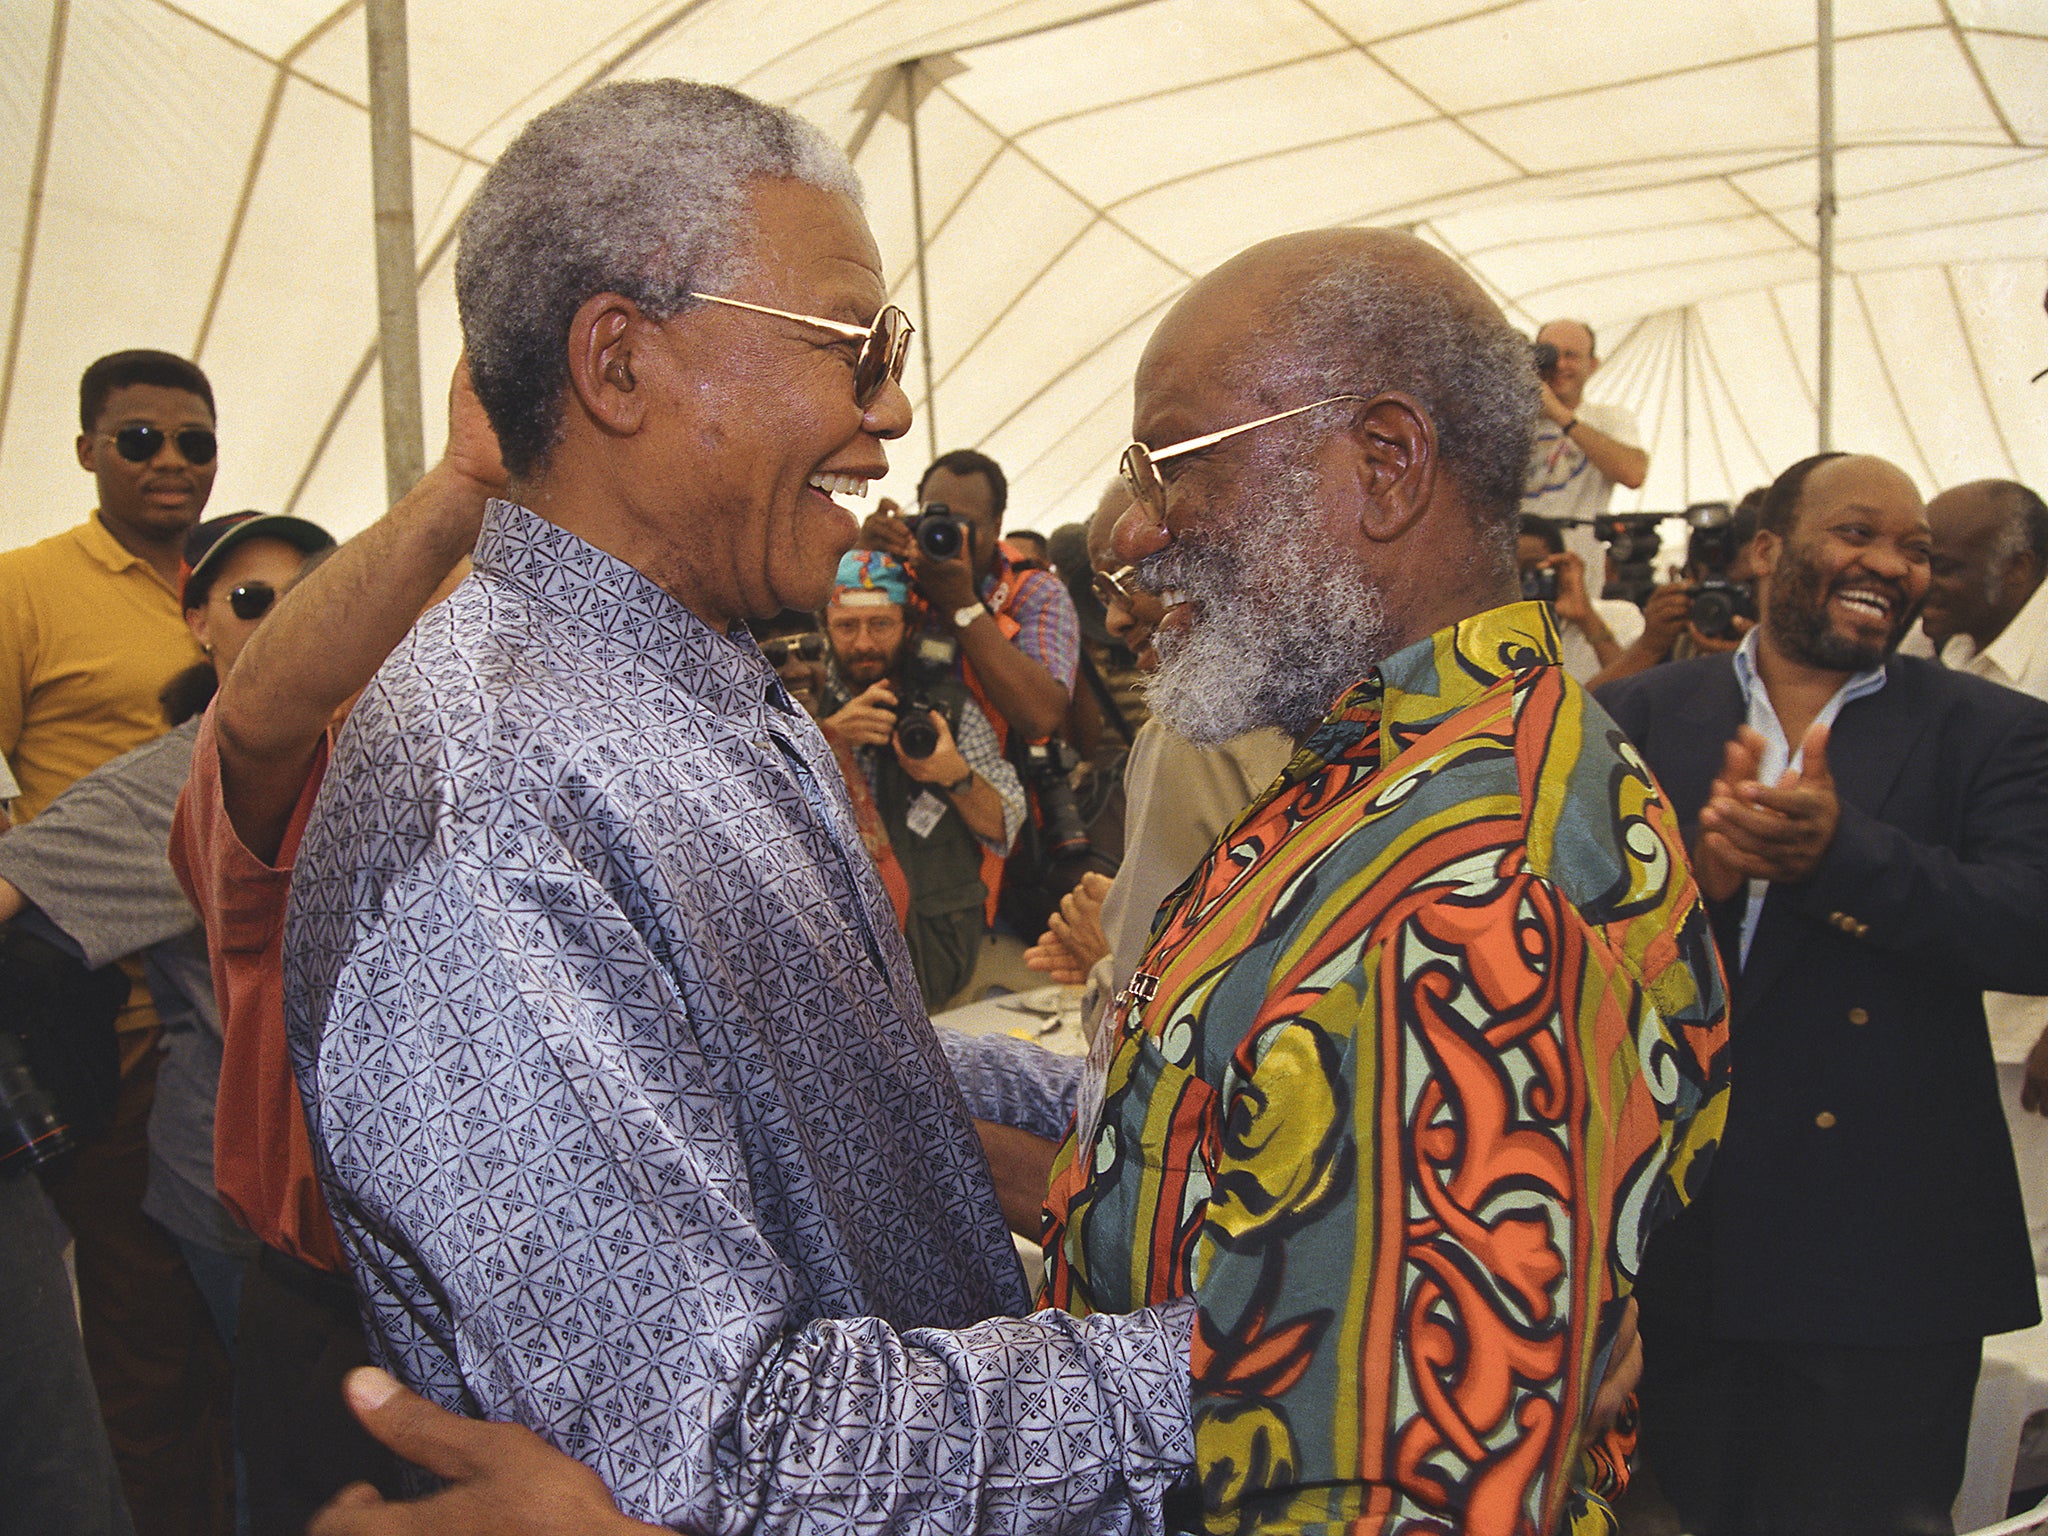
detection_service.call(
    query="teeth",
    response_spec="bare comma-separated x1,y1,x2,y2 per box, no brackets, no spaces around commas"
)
808,473,869,499
1837,590,1889,615
1160,589,1187,607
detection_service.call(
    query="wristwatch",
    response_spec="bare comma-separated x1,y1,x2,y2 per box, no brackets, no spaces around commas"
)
942,769,975,796
951,602,984,631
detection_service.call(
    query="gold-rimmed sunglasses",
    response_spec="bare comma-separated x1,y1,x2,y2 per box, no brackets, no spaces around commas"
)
688,292,913,408
1092,565,1141,609
1119,394,1370,522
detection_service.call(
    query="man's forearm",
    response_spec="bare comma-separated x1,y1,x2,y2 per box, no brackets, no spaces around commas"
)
949,771,1010,847
1567,420,1647,490
958,618,1068,739
216,459,490,858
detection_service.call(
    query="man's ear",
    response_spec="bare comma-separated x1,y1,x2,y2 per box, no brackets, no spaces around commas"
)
565,293,652,440
1749,529,1782,584
2003,547,2039,602
75,433,96,472
1343,394,1438,544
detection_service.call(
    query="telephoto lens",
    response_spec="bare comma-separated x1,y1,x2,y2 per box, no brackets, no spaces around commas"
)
0,1031,72,1177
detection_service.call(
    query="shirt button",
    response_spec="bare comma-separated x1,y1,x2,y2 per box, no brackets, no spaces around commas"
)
1847,1007,1870,1025
1815,1111,1838,1129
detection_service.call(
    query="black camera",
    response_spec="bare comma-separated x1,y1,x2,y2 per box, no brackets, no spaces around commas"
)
1015,738,1091,865
907,502,970,562
0,925,128,1179
888,633,959,760
1532,340,1560,380
1593,512,1668,608
0,1030,72,1178
1689,577,1757,640
1520,565,1559,603
1682,502,1756,638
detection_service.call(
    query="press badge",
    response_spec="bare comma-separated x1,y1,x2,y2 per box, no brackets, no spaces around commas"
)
905,791,947,839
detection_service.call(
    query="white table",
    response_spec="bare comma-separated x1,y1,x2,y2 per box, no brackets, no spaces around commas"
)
1959,1279,2048,1531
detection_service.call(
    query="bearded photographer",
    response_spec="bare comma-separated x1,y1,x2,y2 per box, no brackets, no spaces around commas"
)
821,551,1025,1008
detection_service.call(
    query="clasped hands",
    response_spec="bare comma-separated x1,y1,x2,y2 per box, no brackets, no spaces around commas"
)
1023,870,1112,985
1691,722,1840,902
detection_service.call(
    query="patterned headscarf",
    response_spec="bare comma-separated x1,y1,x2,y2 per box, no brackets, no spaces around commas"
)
831,549,911,608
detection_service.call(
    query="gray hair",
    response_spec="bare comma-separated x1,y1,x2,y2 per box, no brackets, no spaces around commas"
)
1240,250,1538,580
1986,480,2048,574
456,80,862,478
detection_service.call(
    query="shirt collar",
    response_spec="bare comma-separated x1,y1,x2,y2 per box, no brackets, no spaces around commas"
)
471,499,781,719
1290,600,1564,775
1731,626,1889,715
78,509,171,587
1960,576,2048,684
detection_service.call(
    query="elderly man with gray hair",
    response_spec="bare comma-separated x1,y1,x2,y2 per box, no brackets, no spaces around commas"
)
285,80,1188,1533
308,120,1730,1532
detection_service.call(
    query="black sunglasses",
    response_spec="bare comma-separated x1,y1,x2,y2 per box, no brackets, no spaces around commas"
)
110,425,218,465
762,634,825,666
225,582,277,621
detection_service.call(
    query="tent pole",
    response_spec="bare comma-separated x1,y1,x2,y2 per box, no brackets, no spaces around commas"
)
367,0,425,505
1815,0,1837,453
902,59,939,466
1680,308,1691,505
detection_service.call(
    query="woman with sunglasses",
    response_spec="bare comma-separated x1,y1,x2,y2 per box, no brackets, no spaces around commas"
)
0,507,333,1536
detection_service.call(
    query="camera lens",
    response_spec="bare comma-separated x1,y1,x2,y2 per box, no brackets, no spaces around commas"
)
894,709,940,759
915,517,963,561
0,1032,72,1177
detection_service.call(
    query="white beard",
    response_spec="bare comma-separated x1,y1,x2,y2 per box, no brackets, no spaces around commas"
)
1141,465,1394,745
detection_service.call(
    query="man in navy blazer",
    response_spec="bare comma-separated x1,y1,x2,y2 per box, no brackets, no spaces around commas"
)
1600,451,2048,1536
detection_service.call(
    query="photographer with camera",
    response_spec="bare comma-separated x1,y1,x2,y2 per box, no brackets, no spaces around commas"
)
1589,490,1761,687
1521,320,1648,591
857,448,1079,745
1516,516,1643,681
821,551,1025,1009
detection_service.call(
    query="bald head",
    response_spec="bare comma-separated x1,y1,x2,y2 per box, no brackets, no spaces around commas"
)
1113,228,1537,742
1132,227,1536,584
1922,478,2048,650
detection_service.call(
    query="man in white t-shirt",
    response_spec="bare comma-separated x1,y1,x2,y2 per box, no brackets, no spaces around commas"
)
1920,477,2048,1271
1520,319,1648,591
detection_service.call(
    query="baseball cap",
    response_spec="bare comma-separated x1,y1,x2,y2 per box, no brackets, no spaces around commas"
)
180,511,336,609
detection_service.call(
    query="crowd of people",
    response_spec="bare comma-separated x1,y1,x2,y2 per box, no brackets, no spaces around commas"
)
2,76,2045,1536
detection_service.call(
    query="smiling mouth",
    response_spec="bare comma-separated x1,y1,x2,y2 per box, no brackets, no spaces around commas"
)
808,473,871,502
1832,586,1896,622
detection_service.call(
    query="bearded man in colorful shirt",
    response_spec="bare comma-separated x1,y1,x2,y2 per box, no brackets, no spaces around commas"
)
1036,226,1731,1536
307,225,1727,1536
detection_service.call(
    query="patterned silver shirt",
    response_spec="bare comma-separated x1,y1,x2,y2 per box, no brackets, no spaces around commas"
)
285,501,1192,1533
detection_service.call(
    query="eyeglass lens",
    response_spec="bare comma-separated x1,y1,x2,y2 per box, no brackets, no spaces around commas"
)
1093,567,1139,606
1120,444,1163,520
113,425,218,465
855,308,912,408
226,582,276,621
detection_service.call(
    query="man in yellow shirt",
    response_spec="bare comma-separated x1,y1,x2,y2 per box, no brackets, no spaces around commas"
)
0,349,228,1536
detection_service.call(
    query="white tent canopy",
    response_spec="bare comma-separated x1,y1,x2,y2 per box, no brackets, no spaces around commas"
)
3,0,2044,552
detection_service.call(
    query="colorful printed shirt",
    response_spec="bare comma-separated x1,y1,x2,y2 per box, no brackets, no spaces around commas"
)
1043,602,1730,1536
982,553,1081,693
